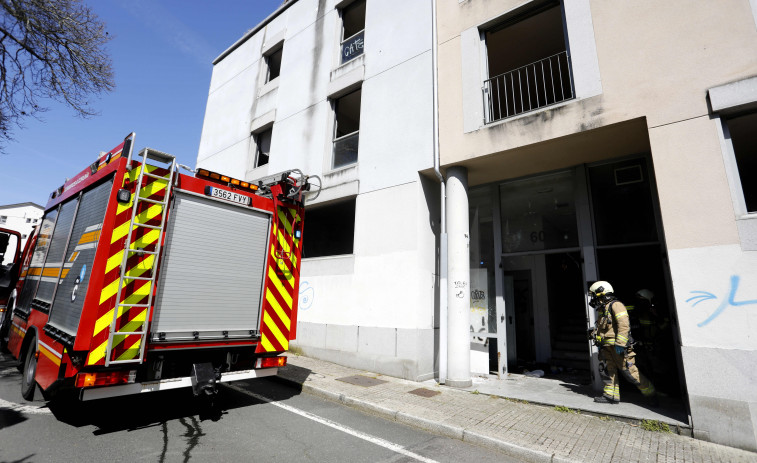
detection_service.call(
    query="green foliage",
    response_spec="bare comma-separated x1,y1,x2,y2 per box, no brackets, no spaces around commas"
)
505,398,529,404
553,405,576,413
640,420,671,433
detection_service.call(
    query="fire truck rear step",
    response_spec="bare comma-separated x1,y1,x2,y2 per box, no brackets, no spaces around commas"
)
104,148,176,366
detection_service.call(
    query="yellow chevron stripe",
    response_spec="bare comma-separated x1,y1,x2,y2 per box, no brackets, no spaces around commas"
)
278,208,293,235
277,229,291,254
111,220,132,245
88,341,107,365
267,266,293,309
106,250,125,274
261,335,276,352
139,175,169,199
265,288,291,330
131,228,160,250
99,254,154,305
270,245,295,288
134,203,163,225
116,338,142,361
95,282,152,335
263,311,288,350
115,308,147,334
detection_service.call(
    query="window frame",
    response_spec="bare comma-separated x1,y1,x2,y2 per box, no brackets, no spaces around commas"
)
264,46,283,83
331,88,362,170
302,197,357,258
253,127,273,169
339,0,366,65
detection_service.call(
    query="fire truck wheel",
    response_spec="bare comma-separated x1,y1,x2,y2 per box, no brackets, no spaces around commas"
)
21,337,37,401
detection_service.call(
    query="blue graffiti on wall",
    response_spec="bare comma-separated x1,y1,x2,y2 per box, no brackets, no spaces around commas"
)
686,275,757,327
299,281,315,311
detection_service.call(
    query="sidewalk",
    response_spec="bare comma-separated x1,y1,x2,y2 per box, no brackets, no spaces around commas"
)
277,354,756,463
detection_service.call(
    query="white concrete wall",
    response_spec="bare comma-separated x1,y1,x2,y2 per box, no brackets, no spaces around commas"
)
196,0,437,380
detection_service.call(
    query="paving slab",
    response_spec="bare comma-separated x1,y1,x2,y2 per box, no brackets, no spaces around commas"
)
276,354,756,463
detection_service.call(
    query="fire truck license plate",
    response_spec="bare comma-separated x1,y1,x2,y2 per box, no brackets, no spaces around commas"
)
207,187,251,206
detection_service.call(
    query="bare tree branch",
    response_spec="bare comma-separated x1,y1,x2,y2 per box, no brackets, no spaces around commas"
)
0,0,114,147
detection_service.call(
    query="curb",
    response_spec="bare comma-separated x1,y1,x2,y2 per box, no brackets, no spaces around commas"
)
275,374,579,463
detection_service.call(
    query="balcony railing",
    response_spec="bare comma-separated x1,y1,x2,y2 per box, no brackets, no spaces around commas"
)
482,51,574,124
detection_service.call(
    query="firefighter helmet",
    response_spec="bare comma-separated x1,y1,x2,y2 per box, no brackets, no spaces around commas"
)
635,288,654,302
589,281,614,297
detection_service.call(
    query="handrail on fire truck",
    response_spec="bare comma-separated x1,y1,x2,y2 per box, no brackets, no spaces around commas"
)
105,146,177,366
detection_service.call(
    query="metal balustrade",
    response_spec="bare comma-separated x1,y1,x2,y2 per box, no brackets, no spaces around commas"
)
482,51,574,124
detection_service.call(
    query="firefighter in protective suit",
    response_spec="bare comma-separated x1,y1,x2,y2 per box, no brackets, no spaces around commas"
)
588,281,658,405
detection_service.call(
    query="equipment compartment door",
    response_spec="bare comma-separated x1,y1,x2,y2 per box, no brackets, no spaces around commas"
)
152,191,271,341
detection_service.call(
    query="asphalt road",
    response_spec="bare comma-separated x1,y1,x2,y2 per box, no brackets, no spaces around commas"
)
0,352,520,462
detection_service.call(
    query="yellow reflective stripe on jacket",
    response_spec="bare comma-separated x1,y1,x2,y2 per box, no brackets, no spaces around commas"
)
615,311,628,319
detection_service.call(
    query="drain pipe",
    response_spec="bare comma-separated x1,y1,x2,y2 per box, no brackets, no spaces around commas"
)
431,0,448,385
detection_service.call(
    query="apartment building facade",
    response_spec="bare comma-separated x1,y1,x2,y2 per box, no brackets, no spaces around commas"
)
437,0,757,451
197,0,439,381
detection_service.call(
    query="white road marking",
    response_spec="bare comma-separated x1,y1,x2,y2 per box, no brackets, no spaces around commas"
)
0,397,52,415
225,384,440,463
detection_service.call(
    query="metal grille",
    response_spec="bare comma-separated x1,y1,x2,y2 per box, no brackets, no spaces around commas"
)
483,51,574,124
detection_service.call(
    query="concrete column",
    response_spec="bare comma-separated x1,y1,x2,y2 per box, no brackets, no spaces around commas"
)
445,166,472,388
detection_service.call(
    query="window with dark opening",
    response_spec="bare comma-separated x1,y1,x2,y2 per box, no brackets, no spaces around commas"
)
724,112,757,213
255,129,272,168
303,198,356,257
332,88,361,169
483,2,573,123
340,0,365,64
265,47,282,82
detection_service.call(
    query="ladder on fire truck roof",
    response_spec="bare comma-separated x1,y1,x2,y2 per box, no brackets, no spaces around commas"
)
104,146,176,366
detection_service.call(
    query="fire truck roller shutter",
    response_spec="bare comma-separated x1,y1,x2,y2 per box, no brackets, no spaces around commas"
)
48,178,113,334
152,191,271,341
15,209,58,314
34,199,78,308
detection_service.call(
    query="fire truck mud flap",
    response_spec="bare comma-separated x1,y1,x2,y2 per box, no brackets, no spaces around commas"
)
79,367,279,401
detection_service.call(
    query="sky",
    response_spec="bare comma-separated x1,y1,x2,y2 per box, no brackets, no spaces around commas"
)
0,0,285,207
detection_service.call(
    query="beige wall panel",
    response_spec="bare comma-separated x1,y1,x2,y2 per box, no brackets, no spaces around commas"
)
437,0,757,168
590,0,757,129
649,116,739,249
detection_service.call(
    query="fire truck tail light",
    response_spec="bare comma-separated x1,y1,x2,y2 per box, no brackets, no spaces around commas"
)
75,370,137,388
256,356,287,369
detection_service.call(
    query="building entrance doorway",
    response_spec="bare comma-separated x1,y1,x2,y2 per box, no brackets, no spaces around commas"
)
471,156,684,403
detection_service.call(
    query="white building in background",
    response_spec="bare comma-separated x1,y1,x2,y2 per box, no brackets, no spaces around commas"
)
0,202,43,264
196,0,439,380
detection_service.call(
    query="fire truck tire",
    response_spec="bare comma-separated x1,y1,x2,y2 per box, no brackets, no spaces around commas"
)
20,337,37,401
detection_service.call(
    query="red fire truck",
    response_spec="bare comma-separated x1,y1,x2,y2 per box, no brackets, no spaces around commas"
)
5,133,313,401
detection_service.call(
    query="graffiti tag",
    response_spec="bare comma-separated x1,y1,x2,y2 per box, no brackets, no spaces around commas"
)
686,275,757,327
299,281,315,311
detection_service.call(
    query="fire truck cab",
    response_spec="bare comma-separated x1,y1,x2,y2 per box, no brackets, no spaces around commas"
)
6,133,314,401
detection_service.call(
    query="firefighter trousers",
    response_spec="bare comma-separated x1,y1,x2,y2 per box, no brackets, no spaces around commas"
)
598,345,655,402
